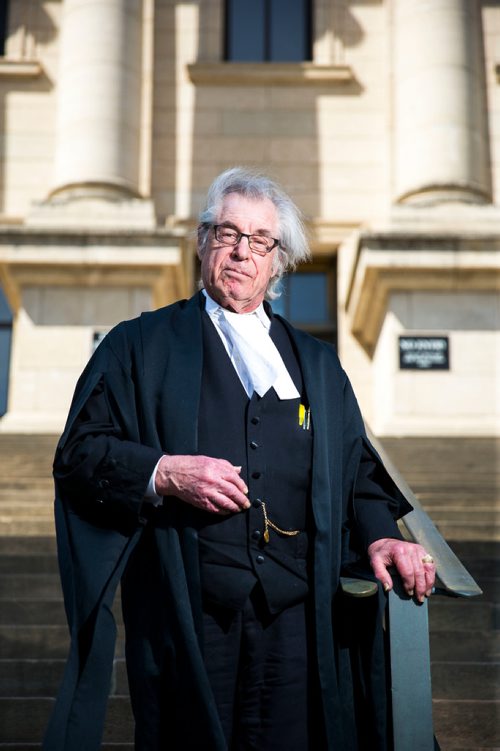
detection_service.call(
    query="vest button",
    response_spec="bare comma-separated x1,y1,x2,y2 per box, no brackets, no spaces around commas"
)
252,471,261,479
252,499,262,508
250,441,259,450
251,529,261,540
256,555,265,564
251,416,260,425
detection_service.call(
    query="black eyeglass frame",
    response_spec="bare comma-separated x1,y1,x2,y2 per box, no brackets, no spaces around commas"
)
211,224,280,254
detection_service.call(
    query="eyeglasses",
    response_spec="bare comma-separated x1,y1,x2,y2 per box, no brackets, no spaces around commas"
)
211,225,280,255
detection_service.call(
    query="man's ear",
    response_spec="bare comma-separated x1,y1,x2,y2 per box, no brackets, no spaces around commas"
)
197,224,206,260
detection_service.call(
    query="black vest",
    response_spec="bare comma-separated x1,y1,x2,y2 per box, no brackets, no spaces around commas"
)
195,311,313,614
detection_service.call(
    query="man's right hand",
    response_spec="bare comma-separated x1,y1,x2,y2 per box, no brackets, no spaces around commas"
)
154,454,250,514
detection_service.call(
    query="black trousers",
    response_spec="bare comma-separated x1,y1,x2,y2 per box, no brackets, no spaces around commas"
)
201,588,325,751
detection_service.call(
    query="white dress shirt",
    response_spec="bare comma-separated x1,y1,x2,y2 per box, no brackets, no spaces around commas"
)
203,290,299,400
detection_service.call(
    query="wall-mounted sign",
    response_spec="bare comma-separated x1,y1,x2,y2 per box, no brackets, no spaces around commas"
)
399,336,450,370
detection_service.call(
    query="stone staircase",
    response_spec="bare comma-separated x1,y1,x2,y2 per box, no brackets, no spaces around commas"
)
0,435,134,750
0,434,498,749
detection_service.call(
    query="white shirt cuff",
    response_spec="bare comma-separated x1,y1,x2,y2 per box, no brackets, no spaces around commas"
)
143,457,164,506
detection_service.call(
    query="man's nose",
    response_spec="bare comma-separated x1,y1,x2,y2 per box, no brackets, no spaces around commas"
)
231,235,251,259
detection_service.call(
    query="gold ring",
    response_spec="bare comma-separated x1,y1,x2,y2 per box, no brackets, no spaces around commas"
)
422,554,434,564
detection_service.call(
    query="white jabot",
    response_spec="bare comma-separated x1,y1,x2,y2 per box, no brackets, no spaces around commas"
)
203,291,300,400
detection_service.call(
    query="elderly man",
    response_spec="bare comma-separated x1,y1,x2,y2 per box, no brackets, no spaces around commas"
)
44,168,435,751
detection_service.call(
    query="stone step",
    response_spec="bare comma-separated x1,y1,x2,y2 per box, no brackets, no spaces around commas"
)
447,540,499,560
0,597,123,626
0,491,52,501
0,434,53,444
0,484,52,493
0,484,52,494
0,508,54,529
0,626,69,659
423,507,499,524
382,435,498,450
428,598,497,631
0,459,53,470
0,601,67,626
405,471,497,481
0,625,125,660
417,492,498,504
419,497,498,508
430,630,500,662
431,661,500,700
0,657,129,697
407,465,499,474
0,659,65,697
429,522,499,542
470,577,500,602
0,498,53,509
0,555,58,575
421,502,498,516
414,487,499,498
0,510,53,523
0,467,53,474
446,557,500,580
0,498,52,509
0,447,55,455
0,575,61,600
0,474,52,483
0,455,52,463
0,537,56,555
432,699,500,749
0,696,134,744
0,521,56,537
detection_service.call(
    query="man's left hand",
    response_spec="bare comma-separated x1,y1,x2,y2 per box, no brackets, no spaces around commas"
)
367,538,436,603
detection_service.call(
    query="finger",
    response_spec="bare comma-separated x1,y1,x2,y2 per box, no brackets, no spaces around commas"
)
193,493,238,515
186,497,230,514
391,552,416,597
412,548,436,601
370,556,393,593
424,565,436,597
214,479,250,510
232,474,249,495
231,475,249,496
205,500,232,515
413,567,428,603
213,495,247,513
219,463,249,495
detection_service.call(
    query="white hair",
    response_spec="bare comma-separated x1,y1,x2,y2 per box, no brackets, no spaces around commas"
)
197,167,311,299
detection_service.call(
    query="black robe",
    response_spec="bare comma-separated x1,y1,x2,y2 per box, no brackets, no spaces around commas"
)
43,292,412,750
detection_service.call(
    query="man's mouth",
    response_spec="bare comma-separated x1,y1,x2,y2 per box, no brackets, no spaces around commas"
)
223,267,251,279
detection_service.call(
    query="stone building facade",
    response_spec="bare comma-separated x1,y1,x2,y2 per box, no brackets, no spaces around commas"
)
0,0,498,435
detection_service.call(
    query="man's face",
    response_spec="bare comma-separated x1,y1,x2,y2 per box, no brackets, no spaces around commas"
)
199,192,279,314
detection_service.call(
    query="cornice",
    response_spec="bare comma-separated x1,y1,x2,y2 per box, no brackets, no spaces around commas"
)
187,62,355,87
0,58,43,78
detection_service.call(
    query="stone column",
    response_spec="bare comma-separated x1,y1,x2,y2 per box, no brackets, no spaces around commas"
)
393,0,491,205
51,0,143,199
